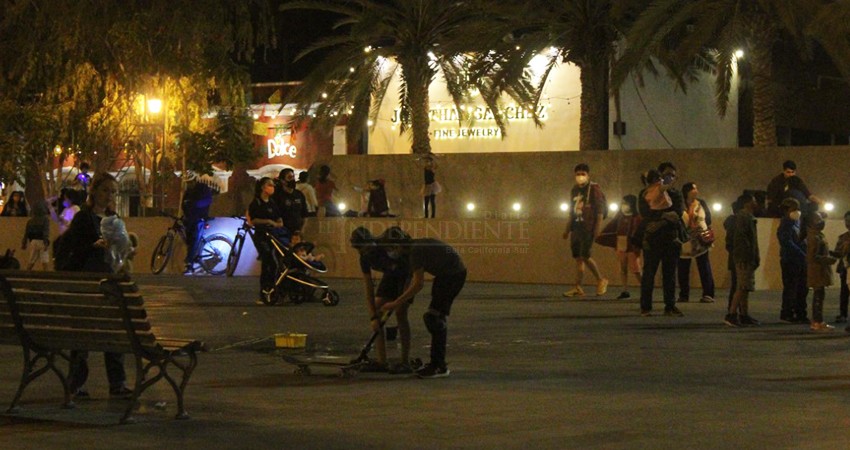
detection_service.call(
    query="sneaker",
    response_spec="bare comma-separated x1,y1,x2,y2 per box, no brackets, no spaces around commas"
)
616,291,631,300
388,362,414,375
739,315,761,326
416,363,450,379
699,296,715,303
72,389,91,401
359,360,388,373
640,309,652,317
183,264,195,275
835,315,848,324
677,297,690,303
596,279,609,296
724,314,740,327
664,306,684,317
563,286,585,297
109,386,134,399
811,322,835,332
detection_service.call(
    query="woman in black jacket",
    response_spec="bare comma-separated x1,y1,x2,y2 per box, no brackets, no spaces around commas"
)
62,172,131,399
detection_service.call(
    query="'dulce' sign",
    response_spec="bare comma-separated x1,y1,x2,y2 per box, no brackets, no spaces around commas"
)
268,132,297,159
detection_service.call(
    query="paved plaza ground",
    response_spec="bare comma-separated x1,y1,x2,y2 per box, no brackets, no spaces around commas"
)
1,274,849,449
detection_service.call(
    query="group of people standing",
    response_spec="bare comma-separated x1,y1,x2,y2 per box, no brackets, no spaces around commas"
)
561,161,713,318
560,159,847,331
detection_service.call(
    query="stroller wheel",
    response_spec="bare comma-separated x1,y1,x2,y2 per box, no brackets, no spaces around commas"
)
322,289,340,307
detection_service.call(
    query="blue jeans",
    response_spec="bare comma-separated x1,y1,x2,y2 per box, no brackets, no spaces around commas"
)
641,247,679,311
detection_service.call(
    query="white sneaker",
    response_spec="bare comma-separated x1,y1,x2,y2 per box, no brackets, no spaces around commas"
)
596,279,609,296
563,286,585,297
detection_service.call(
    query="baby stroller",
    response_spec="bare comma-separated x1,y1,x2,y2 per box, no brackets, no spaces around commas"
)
258,230,340,307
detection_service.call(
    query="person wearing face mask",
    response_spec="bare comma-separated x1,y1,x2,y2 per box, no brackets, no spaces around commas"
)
595,195,642,299
350,226,414,374
562,163,609,297
677,182,715,304
273,168,308,236
777,198,809,323
805,211,837,331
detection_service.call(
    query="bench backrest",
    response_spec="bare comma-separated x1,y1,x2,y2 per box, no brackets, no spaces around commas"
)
0,270,153,354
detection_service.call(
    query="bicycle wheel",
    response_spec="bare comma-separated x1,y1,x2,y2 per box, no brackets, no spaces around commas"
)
197,234,233,275
150,233,174,274
225,233,245,277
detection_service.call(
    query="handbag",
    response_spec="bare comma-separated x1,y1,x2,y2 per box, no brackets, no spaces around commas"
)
697,228,715,246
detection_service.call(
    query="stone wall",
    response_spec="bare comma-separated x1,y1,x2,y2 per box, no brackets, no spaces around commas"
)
3,216,848,292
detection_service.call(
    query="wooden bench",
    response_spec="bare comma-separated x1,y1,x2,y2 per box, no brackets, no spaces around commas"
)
0,270,207,424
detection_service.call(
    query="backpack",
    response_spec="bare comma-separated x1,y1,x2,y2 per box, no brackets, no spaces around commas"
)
591,183,609,220
52,232,74,271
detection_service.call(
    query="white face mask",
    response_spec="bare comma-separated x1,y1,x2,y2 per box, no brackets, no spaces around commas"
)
575,175,589,185
621,205,632,215
789,211,802,221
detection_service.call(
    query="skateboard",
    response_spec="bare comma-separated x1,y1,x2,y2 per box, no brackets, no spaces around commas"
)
281,354,367,378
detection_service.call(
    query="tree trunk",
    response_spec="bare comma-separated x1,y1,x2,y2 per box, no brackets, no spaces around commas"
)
579,58,610,151
401,62,433,155
749,20,778,147
24,160,46,210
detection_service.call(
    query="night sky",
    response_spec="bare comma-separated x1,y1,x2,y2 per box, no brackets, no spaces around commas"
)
249,5,339,83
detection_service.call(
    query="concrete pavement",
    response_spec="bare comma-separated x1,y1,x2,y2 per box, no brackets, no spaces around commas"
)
1,275,849,449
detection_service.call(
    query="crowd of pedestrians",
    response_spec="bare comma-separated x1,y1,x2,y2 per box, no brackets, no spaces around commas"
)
557,159,845,332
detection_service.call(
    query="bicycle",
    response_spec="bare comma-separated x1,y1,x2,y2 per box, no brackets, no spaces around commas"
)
225,216,253,277
150,213,233,275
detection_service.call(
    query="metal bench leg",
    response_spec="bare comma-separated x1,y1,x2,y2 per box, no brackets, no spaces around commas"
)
162,352,198,420
120,355,146,425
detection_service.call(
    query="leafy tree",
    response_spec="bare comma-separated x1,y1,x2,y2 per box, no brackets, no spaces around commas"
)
280,0,497,154
0,0,273,204
614,0,841,148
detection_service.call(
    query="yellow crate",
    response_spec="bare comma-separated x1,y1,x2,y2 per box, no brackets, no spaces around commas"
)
274,333,307,348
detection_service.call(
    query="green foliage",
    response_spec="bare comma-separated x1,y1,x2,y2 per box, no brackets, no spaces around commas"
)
176,110,260,176
0,0,273,191
281,0,498,153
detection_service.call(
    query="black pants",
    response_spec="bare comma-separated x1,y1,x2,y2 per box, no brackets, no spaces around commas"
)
678,252,715,300
427,270,467,367
780,261,808,319
68,351,126,392
839,271,849,317
424,195,436,218
255,237,278,292
640,246,679,311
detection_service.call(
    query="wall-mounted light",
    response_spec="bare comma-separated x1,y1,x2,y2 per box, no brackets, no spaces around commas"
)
512,202,521,212
825,202,835,212
466,202,476,212
712,202,723,212
560,202,569,212
338,202,347,212
608,203,619,213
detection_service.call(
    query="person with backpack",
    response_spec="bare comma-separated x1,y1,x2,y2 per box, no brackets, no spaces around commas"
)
562,163,609,297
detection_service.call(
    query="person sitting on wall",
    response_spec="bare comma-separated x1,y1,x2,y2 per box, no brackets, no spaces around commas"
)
365,179,390,217
765,160,822,217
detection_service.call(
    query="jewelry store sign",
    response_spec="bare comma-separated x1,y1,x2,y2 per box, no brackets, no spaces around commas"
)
390,105,548,140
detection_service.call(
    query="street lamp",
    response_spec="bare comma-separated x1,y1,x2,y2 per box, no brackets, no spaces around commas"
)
147,98,163,114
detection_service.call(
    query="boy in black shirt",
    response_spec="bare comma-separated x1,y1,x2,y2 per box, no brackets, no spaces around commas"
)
382,236,466,378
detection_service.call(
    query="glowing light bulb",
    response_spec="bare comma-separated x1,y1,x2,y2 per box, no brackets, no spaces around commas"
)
712,202,722,212
466,202,475,211
512,202,521,212
338,202,347,212
825,202,835,212
608,203,619,213
559,203,569,212
734,49,744,59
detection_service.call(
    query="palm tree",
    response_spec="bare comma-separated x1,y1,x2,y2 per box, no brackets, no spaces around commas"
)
615,0,837,148
280,0,497,154
470,1,649,151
